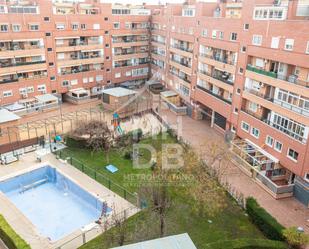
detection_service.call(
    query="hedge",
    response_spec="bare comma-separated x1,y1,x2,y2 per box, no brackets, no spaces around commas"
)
0,215,30,249
205,238,288,249
245,197,285,241
65,136,86,149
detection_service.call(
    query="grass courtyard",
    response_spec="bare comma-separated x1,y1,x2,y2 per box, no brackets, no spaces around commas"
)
59,133,287,249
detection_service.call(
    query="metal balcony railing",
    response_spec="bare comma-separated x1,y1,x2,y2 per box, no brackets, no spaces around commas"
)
200,53,236,65
171,44,193,53
198,69,234,85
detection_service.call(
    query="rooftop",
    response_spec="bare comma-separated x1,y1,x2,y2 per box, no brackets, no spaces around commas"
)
101,87,137,97
111,233,197,249
0,109,20,124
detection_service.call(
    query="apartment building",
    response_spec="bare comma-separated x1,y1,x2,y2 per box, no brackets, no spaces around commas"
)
0,0,308,205
150,0,309,205
0,0,151,106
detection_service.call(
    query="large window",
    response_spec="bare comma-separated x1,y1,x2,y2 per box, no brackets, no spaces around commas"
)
254,7,286,20
241,121,250,132
270,112,307,142
252,35,262,46
9,6,38,14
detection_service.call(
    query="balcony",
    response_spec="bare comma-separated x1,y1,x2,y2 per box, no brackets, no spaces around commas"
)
169,70,191,84
246,64,309,88
57,56,103,67
0,60,46,68
241,108,307,144
200,53,235,66
196,85,231,104
231,139,294,199
171,44,193,53
151,38,165,45
0,61,47,75
170,59,192,75
113,52,149,61
199,69,234,86
244,88,309,119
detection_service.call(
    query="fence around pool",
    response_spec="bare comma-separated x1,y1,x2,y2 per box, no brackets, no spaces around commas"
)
53,149,139,206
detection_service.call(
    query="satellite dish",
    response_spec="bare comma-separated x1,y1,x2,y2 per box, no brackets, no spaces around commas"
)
224,130,235,144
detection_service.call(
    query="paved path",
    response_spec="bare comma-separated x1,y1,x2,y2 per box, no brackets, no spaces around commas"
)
159,108,309,234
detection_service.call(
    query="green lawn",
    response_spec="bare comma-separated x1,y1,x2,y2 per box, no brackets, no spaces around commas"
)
60,133,286,249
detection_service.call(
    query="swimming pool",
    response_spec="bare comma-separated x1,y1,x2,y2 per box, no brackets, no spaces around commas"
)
0,166,111,241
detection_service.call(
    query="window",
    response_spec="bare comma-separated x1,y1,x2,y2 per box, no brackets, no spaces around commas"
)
239,67,244,74
9,6,38,14
56,23,65,30
62,80,69,87
251,127,260,138
265,136,274,147
81,24,86,30
0,24,8,32
57,53,65,60
306,41,309,54
44,17,50,22
113,22,120,29
305,173,309,183
274,141,282,152
50,76,55,81
271,37,280,49
47,48,53,52
248,102,258,112
37,84,46,91
252,35,262,46
12,24,21,32
105,30,109,34
201,29,207,37
241,46,246,53
287,148,299,161
218,31,224,40
105,44,110,48
244,23,249,30
254,7,286,20
45,32,51,36
233,107,238,114
83,78,88,84
230,32,237,41
3,90,12,97
241,121,250,132
71,23,79,30
212,30,217,39
49,62,54,66
27,87,34,93
284,39,294,51
93,24,100,30
182,8,195,17
115,72,121,78
29,24,39,31
96,75,103,82
71,79,78,85
126,71,131,76
0,5,7,13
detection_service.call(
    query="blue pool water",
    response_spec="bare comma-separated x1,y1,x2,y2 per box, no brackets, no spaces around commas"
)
0,166,111,241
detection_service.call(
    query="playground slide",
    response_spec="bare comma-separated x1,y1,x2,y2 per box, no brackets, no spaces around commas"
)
117,125,123,135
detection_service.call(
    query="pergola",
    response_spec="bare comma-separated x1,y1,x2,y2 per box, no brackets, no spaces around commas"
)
231,139,279,171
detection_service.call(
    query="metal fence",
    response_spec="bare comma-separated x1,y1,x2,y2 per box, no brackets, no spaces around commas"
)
53,149,138,206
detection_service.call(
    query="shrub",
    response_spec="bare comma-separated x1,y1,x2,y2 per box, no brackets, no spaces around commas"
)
205,238,287,249
0,215,31,249
123,150,132,160
283,227,309,249
127,129,143,143
65,136,86,148
245,197,285,241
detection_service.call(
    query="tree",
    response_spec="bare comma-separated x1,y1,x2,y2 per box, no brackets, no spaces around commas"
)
73,120,112,161
100,206,130,247
283,227,309,249
182,147,227,217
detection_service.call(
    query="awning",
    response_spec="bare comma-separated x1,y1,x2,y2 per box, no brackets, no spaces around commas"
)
161,90,178,98
35,94,58,103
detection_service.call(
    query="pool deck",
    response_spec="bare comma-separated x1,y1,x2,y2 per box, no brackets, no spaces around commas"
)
0,152,138,249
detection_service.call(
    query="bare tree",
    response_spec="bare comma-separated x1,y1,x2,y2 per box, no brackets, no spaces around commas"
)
100,207,130,247
73,120,112,161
